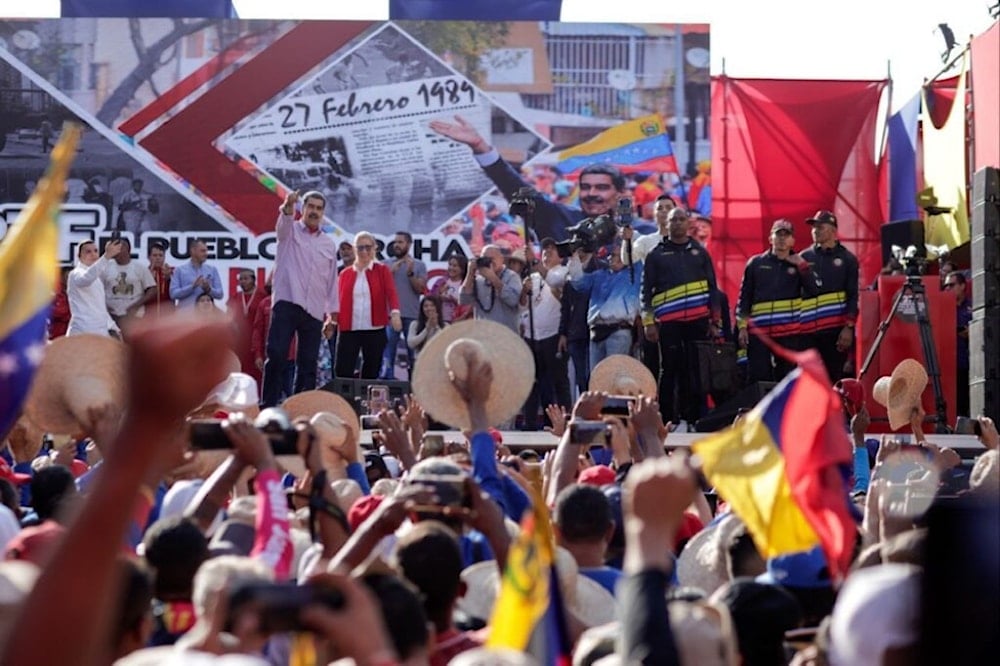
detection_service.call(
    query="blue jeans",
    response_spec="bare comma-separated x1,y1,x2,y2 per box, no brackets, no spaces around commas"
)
380,317,415,378
261,300,322,407
589,329,633,375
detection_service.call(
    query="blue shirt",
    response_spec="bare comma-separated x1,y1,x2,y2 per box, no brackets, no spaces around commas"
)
470,431,529,521
169,260,223,308
569,260,643,326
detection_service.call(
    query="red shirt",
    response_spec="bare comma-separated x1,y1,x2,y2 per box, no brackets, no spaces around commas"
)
430,627,482,666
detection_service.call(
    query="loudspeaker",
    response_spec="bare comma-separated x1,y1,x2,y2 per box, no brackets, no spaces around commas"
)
969,306,1000,421
319,378,411,416
694,381,777,432
971,166,1000,309
880,219,924,267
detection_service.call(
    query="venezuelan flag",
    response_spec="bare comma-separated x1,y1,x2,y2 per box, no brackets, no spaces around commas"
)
487,487,571,663
0,124,82,440
693,345,856,580
557,114,679,176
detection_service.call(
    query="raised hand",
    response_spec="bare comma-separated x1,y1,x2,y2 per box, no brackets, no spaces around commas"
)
428,115,490,153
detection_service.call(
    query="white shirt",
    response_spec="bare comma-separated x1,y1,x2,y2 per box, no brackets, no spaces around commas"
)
520,272,562,340
102,259,156,316
351,264,376,330
622,231,665,265
67,256,118,336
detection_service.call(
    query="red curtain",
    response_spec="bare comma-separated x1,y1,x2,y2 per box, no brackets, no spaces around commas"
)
971,21,1000,171
711,76,889,302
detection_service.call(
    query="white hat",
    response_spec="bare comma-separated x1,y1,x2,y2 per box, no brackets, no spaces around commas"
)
872,359,928,431
828,564,921,666
457,547,618,628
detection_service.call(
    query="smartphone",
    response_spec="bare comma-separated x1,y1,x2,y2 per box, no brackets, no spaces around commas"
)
226,581,344,633
188,417,299,456
601,395,635,418
954,416,983,438
422,434,445,456
569,420,610,446
110,229,121,242
360,414,381,430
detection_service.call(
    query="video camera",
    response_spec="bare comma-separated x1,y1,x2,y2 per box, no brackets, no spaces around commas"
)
508,186,537,219
891,244,928,277
553,197,633,260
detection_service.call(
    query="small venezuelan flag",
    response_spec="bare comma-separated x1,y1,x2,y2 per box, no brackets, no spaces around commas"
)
693,345,856,581
0,124,82,440
557,113,679,177
487,487,571,664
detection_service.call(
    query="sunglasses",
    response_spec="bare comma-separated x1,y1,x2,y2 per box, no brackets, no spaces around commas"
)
356,244,375,251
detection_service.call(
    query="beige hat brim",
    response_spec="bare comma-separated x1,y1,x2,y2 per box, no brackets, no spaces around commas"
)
282,390,361,435
676,512,743,596
589,354,657,398
456,560,618,628
873,359,928,431
412,320,535,430
24,335,126,435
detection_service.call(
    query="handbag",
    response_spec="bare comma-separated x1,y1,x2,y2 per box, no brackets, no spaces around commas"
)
694,340,738,399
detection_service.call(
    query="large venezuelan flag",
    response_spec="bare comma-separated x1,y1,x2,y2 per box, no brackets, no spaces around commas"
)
0,124,82,441
557,114,680,177
487,487,571,664
693,346,856,580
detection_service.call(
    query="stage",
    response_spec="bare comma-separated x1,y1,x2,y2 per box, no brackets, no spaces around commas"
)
359,430,990,459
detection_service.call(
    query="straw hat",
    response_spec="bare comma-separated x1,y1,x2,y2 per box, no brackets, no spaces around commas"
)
457,547,617,628
676,512,747,596
872,359,928,430
3,415,46,463
24,335,125,435
589,354,657,397
282,389,361,434
310,411,358,470
411,320,534,430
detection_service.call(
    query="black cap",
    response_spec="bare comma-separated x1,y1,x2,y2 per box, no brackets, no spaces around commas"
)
806,210,837,227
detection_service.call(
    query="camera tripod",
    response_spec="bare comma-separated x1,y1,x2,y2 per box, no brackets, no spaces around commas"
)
859,277,950,433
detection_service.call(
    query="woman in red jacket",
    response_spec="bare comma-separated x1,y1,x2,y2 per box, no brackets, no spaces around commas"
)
335,231,402,378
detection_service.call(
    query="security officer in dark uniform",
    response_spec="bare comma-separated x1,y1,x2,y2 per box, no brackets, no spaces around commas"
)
736,219,820,382
799,210,859,382
642,208,721,428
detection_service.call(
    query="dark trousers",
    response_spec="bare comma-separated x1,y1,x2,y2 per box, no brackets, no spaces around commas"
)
336,328,387,379
957,364,970,417
805,328,848,383
523,334,572,429
747,333,802,383
568,338,590,396
657,319,709,425
261,300,322,407
641,337,660,388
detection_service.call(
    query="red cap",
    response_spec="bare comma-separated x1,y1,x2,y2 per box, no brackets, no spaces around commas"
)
488,428,503,445
673,511,705,551
834,378,866,415
0,460,31,486
348,495,384,532
577,465,616,487
5,520,65,566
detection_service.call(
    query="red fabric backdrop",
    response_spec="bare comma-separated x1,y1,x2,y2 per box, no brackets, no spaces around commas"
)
971,21,1000,170
710,77,889,303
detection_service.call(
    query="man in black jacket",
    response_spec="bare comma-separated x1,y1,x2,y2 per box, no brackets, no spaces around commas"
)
736,219,819,382
642,208,722,428
799,211,859,382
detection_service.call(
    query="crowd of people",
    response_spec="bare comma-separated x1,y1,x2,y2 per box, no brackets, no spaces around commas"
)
6,147,994,665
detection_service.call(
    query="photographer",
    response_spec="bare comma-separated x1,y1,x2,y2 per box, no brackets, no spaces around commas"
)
381,231,427,380
567,240,643,374
460,245,522,332
429,114,626,241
